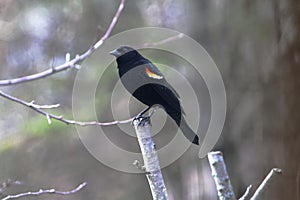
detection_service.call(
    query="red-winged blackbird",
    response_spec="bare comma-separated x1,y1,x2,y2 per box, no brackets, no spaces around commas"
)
110,46,199,145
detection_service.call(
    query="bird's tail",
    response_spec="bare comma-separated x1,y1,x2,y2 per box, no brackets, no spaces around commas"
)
167,109,199,145
179,117,199,145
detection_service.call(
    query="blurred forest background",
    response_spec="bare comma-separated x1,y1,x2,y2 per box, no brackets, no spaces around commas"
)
0,0,299,199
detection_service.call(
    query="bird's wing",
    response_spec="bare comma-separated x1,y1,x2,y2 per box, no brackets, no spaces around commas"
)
152,83,185,114
141,62,185,114
142,62,180,98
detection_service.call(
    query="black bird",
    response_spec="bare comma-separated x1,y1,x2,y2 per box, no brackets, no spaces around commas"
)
110,46,199,145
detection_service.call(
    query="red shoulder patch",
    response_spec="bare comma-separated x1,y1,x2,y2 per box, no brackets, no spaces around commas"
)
145,67,163,79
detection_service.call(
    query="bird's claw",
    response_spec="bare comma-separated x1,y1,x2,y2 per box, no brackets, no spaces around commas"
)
131,106,152,126
131,115,142,126
132,115,150,126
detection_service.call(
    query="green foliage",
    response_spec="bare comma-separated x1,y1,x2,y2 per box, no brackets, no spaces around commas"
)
0,138,16,153
23,116,66,137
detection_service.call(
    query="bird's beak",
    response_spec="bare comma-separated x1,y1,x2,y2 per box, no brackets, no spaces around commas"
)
109,49,121,57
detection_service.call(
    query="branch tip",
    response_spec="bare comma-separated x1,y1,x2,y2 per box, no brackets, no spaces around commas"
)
75,64,81,70
1,182,87,200
239,185,252,200
65,53,71,62
133,160,146,171
46,115,52,124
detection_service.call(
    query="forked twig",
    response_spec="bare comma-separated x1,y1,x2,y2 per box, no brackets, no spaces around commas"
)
0,90,133,126
1,182,87,200
0,0,125,86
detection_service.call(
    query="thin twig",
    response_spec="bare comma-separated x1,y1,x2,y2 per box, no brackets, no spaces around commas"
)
133,160,146,172
239,185,252,200
28,100,60,109
250,168,282,200
142,33,184,48
1,182,87,200
0,0,125,86
0,90,133,126
0,180,23,195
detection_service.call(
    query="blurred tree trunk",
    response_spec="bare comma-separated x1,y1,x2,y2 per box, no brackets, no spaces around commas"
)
265,0,300,199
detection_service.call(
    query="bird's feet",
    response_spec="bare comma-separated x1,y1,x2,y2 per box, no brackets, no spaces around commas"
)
132,115,150,127
131,106,151,126
131,106,160,126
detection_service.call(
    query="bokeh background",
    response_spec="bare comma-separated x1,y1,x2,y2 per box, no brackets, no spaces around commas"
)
0,0,299,199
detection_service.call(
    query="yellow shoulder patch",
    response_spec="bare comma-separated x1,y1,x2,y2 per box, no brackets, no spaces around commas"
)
145,67,163,79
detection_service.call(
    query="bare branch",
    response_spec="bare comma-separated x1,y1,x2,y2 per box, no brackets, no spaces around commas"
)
0,0,125,86
0,90,133,126
250,168,282,200
28,100,60,109
132,117,168,200
0,180,23,195
239,185,252,200
142,33,184,48
1,182,87,200
208,151,237,200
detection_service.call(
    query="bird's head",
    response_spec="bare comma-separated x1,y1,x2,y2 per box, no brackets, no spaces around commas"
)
109,46,136,58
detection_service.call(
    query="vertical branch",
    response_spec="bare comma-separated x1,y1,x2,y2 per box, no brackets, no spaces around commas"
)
208,151,236,200
132,117,168,200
